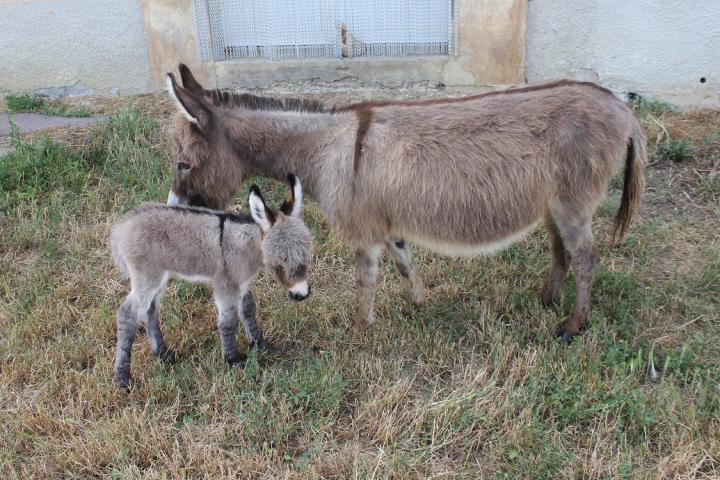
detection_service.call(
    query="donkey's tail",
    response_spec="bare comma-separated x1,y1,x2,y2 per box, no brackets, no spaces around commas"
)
612,122,647,246
110,228,130,282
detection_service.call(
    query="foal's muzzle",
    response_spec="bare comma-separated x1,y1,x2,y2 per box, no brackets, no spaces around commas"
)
288,281,310,301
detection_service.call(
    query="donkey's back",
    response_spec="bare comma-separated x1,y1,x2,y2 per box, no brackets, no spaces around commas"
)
352,81,645,250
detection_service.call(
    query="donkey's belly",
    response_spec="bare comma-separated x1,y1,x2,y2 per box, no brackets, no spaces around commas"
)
403,221,539,257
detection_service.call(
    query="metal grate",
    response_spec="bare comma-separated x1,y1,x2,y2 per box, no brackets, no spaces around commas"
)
192,0,453,61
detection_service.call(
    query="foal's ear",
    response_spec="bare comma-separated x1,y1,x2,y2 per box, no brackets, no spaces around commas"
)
166,72,212,131
279,174,303,217
249,185,276,233
179,63,205,95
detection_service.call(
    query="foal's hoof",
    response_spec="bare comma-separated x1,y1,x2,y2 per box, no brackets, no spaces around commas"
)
224,353,247,368
250,338,279,355
157,348,179,364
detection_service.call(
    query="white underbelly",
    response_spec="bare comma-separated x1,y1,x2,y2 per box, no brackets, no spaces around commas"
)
403,222,539,257
175,272,213,284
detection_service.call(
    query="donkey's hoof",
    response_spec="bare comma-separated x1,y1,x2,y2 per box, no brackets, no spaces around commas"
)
540,287,559,308
353,322,370,334
556,325,582,344
224,353,247,368
157,348,179,364
114,372,131,390
410,289,425,307
251,339,279,355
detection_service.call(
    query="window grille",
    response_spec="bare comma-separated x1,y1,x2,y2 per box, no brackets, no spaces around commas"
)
192,0,454,61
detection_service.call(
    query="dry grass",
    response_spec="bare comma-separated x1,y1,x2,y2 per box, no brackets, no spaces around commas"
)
1,90,719,479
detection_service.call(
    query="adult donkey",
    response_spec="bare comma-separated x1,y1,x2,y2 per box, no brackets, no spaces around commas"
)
165,64,646,342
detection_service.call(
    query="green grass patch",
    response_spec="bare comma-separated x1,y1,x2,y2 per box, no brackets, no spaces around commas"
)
4,93,91,117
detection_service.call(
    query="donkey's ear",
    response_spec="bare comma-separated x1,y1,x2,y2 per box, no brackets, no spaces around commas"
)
166,72,212,131
249,185,276,233
179,63,205,94
289,174,303,217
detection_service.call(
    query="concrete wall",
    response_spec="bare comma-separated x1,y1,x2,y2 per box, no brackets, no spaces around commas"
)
525,0,720,108
0,0,153,96
139,0,527,90
2,0,718,107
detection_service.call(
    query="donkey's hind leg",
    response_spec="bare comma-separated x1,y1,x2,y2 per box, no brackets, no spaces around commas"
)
540,214,572,306
385,238,425,306
114,298,139,389
214,287,245,367
145,277,177,364
551,211,600,343
114,274,163,388
354,244,383,332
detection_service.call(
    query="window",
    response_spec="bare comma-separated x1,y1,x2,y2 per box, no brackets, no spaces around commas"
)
193,0,454,61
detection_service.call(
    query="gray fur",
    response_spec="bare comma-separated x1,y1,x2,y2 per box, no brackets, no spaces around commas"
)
109,182,312,388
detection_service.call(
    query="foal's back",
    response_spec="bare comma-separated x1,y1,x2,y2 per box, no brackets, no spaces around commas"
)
111,203,261,282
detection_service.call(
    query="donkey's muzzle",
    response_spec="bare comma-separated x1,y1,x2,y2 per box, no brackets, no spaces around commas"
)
288,281,310,301
167,190,187,206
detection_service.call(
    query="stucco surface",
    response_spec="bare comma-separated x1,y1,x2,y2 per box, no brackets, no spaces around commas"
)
0,0,153,95
525,0,720,107
141,0,526,89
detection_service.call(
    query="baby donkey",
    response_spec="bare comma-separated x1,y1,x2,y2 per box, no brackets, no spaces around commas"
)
110,175,312,388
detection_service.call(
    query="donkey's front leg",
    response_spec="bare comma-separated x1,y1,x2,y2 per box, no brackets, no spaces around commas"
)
354,245,383,332
239,289,279,354
145,292,178,364
214,292,245,367
385,238,424,306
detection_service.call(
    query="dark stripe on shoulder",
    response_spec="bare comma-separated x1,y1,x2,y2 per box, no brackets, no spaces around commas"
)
353,107,373,173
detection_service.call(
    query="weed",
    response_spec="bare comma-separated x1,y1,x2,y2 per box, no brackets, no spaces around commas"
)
629,94,675,119
654,138,692,163
5,94,44,112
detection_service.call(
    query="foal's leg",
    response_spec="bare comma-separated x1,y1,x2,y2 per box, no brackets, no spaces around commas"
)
540,214,572,306
354,244,383,332
114,297,140,389
552,213,600,343
114,275,162,388
385,238,425,306
145,277,177,364
214,287,245,367
239,289,279,354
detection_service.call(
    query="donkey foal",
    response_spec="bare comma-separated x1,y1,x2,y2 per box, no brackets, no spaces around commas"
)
110,175,312,388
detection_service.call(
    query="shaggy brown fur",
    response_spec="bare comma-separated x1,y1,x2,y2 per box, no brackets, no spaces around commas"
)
166,66,646,341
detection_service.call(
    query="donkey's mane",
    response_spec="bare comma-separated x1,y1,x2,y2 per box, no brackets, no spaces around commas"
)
203,88,329,113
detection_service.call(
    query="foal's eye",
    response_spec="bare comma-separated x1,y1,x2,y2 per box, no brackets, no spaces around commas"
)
177,162,191,171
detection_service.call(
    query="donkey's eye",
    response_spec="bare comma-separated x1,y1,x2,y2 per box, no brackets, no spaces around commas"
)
177,162,191,171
